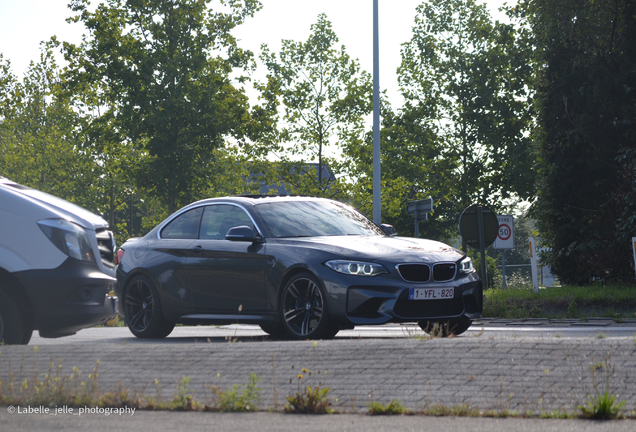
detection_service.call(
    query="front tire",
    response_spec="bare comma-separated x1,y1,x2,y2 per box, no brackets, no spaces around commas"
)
418,317,472,337
280,273,337,340
124,275,174,339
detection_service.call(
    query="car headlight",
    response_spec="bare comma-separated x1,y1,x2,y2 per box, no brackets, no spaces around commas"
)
38,219,96,262
324,260,388,276
458,256,474,274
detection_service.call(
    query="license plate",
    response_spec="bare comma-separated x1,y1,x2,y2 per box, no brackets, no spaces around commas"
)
409,287,454,300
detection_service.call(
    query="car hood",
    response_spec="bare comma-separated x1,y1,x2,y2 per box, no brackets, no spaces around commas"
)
276,235,464,263
0,180,108,230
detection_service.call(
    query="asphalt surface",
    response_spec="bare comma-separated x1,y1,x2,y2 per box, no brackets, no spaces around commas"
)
1,410,635,432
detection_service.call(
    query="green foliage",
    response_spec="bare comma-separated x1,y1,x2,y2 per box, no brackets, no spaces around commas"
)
483,284,636,319
519,0,636,284
579,392,625,419
255,13,372,198
567,299,578,318
284,385,333,414
345,107,458,241
390,0,534,242
466,248,501,288
170,377,200,410
578,358,626,419
421,403,480,417
64,0,264,214
368,399,409,415
214,373,262,412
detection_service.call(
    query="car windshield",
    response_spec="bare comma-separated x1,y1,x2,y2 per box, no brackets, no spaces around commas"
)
254,200,385,238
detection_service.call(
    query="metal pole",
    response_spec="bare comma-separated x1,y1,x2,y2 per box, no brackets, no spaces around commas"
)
477,206,488,290
414,208,419,238
372,0,381,224
502,250,506,289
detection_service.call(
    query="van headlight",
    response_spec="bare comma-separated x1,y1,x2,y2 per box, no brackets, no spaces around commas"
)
324,260,388,276
38,219,96,262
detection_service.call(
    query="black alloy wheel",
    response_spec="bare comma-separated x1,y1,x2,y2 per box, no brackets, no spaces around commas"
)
0,290,27,345
124,275,174,339
280,273,337,340
418,317,472,337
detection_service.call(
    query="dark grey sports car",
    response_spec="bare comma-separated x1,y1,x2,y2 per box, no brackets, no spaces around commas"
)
115,196,482,339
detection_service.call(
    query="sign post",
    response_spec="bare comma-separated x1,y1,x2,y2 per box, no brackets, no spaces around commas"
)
493,215,514,289
632,237,636,279
458,204,498,290
529,237,539,293
407,198,433,238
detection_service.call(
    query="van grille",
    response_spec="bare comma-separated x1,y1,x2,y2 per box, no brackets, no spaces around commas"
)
96,229,116,267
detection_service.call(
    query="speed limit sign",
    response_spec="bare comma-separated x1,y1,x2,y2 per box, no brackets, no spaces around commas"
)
494,215,514,249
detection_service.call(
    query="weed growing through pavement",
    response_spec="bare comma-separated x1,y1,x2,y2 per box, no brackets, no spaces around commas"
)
368,399,409,415
210,373,262,412
170,377,199,410
578,357,626,419
403,322,447,340
284,366,333,414
472,328,485,337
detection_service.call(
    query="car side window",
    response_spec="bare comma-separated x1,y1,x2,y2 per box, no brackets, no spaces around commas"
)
199,205,254,240
160,207,203,239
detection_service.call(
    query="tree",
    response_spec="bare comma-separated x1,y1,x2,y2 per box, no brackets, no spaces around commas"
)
345,104,459,241
64,0,263,214
0,45,92,203
256,13,373,197
519,0,636,284
396,0,534,242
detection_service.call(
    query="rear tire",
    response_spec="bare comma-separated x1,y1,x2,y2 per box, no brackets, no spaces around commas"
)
418,317,472,337
123,275,174,339
0,290,27,345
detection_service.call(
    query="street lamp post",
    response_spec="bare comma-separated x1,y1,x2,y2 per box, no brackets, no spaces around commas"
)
373,0,381,224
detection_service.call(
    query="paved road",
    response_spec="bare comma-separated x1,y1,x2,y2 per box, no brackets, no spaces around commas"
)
2,323,635,416
1,410,635,432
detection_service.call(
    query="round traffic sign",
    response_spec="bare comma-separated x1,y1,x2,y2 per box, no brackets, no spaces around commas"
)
458,204,498,249
498,223,512,241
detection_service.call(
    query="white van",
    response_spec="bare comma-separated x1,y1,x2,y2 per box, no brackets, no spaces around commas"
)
0,177,118,344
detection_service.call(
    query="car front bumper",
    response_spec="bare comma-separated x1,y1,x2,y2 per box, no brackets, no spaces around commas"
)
322,270,482,327
15,258,118,338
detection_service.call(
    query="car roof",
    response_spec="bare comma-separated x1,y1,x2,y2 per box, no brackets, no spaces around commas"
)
187,195,336,208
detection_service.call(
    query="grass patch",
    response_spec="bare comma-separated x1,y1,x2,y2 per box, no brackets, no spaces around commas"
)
483,284,636,319
579,392,626,419
368,399,409,415
212,373,262,412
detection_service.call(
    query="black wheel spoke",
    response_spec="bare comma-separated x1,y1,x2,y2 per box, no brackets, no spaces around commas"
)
284,307,305,323
301,312,311,335
129,309,145,330
287,283,303,301
126,278,154,332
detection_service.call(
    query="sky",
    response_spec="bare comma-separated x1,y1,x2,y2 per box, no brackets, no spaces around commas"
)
0,0,510,109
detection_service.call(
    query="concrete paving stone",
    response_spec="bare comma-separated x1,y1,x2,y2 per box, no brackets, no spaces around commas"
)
4,337,636,413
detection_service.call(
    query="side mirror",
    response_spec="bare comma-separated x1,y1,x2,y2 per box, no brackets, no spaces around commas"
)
226,226,263,243
380,224,397,237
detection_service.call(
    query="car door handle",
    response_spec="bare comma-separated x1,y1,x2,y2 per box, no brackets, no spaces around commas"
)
190,245,204,254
